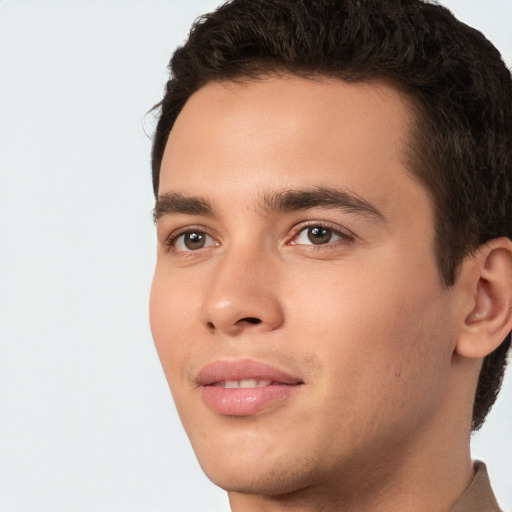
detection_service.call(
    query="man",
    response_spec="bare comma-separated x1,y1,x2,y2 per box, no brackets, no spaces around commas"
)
148,1,512,510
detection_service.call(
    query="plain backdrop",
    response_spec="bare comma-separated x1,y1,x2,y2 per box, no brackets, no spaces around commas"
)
0,1,511,511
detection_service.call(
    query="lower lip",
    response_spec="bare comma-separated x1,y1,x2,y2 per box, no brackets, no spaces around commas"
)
201,384,301,416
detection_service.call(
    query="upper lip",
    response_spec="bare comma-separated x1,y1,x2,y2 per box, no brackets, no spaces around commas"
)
196,359,304,386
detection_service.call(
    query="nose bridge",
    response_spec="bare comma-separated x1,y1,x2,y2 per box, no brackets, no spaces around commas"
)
200,241,284,334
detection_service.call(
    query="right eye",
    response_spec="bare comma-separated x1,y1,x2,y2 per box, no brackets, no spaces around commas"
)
170,230,217,252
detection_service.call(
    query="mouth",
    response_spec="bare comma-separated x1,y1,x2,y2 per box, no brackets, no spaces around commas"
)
196,359,304,416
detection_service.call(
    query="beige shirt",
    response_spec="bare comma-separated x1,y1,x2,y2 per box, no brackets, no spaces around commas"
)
450,462,502,512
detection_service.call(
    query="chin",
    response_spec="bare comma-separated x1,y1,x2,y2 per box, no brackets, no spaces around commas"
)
195,444,324,497
205,467,313,496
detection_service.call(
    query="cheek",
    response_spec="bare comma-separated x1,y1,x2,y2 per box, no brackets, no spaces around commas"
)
149,268,197,380
149,270,205,429
284,268,454,457
285,260,453,406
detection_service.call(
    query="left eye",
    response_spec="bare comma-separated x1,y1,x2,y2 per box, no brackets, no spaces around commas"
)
173,231,216,251
292,226,344,246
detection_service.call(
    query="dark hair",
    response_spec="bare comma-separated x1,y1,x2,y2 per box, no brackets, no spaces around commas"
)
151,0,512,430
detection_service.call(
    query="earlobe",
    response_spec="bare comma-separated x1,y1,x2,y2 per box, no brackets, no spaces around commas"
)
456,238,512,359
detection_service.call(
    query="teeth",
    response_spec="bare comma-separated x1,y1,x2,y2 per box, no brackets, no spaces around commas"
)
254,379,272,387
222,379,272,388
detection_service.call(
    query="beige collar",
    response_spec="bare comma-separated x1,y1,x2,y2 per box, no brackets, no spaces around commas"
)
450,462,502,512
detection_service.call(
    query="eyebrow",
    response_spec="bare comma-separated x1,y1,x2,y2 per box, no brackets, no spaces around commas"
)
261,187,386,221
154,187,385,222
154,192,215,222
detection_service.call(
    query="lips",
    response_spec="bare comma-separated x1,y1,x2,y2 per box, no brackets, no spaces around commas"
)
196,359,304,416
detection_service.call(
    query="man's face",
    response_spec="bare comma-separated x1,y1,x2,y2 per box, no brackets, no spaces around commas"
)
150,76,460,495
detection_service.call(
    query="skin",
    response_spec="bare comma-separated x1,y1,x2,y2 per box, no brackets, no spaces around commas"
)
150,76,510,511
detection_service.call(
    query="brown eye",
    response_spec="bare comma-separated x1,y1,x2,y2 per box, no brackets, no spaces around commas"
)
307,226,333,245
184,232,206,250
292,224,345,246
173,231,216,251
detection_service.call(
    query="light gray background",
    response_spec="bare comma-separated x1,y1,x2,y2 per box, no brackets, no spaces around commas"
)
0,1,511,511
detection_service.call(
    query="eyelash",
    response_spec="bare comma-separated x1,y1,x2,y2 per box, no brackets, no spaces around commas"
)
163,225,218,254
163,221,354,254
288,221,354,248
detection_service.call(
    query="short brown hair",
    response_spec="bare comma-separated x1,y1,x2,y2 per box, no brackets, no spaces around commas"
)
151,0,512,430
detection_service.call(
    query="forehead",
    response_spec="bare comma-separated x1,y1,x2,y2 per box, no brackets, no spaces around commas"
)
159,75,427,223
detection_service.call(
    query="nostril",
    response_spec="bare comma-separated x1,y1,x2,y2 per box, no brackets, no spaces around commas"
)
205,317,262,331
240,317,262,325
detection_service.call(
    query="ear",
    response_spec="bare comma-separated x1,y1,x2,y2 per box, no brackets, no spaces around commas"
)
456,237,512,359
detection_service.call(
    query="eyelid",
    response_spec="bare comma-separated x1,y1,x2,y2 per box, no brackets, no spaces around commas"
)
163,224,219,252
287,220,355,246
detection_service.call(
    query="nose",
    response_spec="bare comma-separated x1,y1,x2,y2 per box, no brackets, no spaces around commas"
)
200,247,285,336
